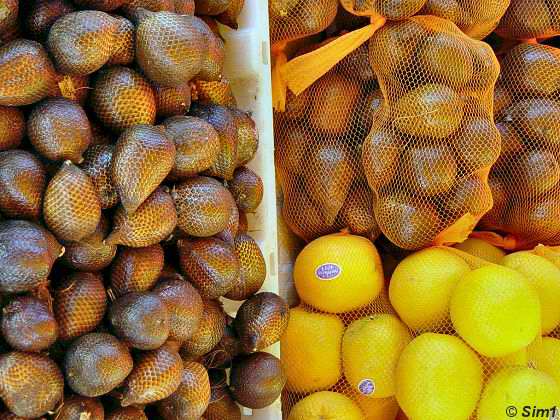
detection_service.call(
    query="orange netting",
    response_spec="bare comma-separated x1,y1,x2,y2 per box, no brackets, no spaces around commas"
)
496,0,560,40
275,41,380,243
362,16,500,250
476,42,560,250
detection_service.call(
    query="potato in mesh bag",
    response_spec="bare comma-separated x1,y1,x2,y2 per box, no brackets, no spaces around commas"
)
477,43,560,249
362,16,499,250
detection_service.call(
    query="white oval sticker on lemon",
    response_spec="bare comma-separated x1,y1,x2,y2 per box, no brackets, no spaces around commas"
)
294,233,384,313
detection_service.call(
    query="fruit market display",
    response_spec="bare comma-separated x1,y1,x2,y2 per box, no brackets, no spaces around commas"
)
273,0,560,419
0,0,288,418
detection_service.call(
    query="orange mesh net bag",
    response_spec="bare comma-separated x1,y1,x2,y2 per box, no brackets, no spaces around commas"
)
274,40,381,243
362,16,500,250
475,42,560,250
496,0,560,41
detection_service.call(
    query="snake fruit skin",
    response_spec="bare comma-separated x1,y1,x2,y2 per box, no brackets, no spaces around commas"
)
216,0,244,29
0,106,25,151
203,370,241,420
106,407,148,420
0,0,17,34
0,39,57,106
215,201,239,243
112,124,175,214
28,98,92,163
157,361,211,419
110,244,164,297
192,17,224,81
163,116,220,179
43,162,101,242
121,343,183,406
109,292,170,350
64,332,133,397
232,109,258,166
178,237,240,299
172,176,235,237
73,0,129,11
1,296,58,352
195,0,230,15
194,79,237,108
105,187,177,247
54,272,107,341
0,352,64,418
26,0,76,40
81,144,119,209
153,278,204,342
47,10,118,75
203,315,241,369
225,233,266,300
91,66,156,132
155,82,191,118
181,299,226,357
0,150,46,220
56,395,104,420
62,215,117,271
107,15,135,65
229,166,263,213
0,220,61,293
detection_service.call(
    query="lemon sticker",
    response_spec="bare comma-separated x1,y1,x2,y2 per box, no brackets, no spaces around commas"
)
315,263,341,281
358,379,375,396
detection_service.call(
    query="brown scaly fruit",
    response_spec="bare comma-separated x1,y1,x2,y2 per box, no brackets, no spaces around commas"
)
0,150,46,220
155,83,191,118
181,299,226,358
90,122,114,145
0,0,17,34
177,238,240,299
81,144,119,209
203,315,241,369
62,215,117,272
28,98,92,163
43,161,101,242
26,0,76,40
338,187,378,235
194,79,237,108
73,0,129,11
203,369,241,420
122,0,175,16
47,10,118,75
229,166,263,213
229,352,286,409
105,187,178,247
0,39,57,106
135,12,207,87
216,0,244,29
153,278,204,342
0,352,64,418
112,124,176,214
238,210,248,233
192,17,224,81
225,233,266,301
233,292,288,353
64,332,133,397
190,103,238,180
121,343,183,406
109,292,170,350
172,176,235,237
106,407,148,420
0,220,62,293
233,109,258,167
163,116,220,179
0,412,46,420
1,296,58,352
56,395,104,420
157,361,211,419
91,66,156,132
107,15,135,66
53,272,107,341
195,0,230,15
0,107,25,151
110,244,164,297
175,0,196,13
215,201,239,243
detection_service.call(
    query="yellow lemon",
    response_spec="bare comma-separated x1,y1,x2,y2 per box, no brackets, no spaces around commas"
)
453,238,506,263
450,265,541,357
395,333,483,420
354,395,400,420
502,251,560,334
288,391,364,420
389,247,471,330
294,233,384,313
342,314,412,398
528,336,560,386
478,367,560,420
280,306,343,393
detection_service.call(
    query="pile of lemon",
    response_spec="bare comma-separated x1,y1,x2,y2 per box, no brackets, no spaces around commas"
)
282,234,560,420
